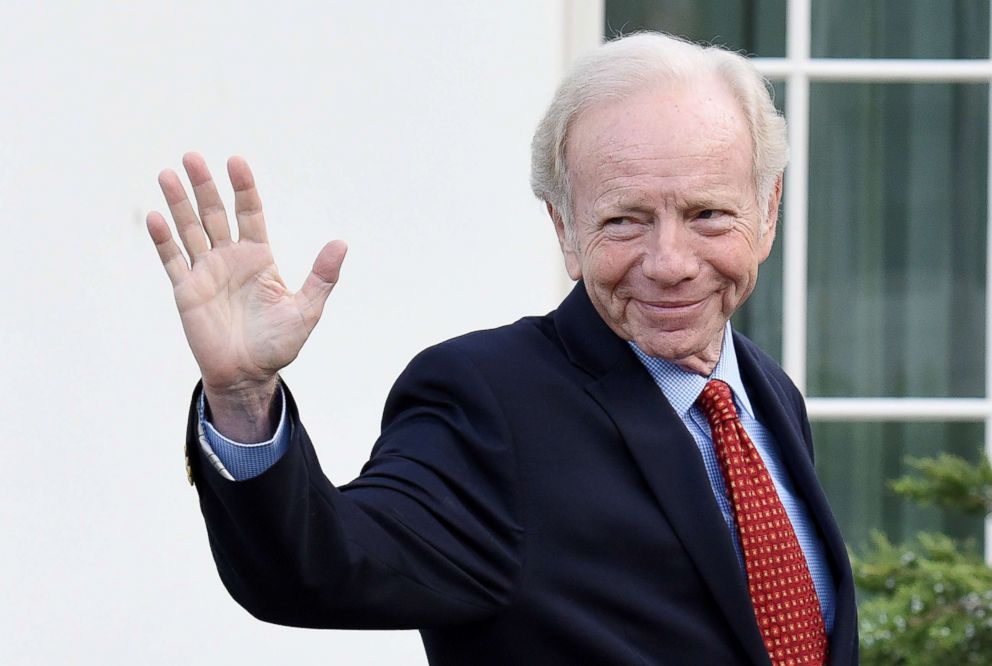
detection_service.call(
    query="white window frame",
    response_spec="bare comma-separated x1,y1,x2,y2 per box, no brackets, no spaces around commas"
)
756,0,992,562
565,0,992,561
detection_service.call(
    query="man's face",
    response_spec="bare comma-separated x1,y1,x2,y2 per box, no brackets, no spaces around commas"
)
552,77,781,372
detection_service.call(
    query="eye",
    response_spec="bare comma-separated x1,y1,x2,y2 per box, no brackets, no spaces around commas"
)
691,209,734,234
602,216,646,238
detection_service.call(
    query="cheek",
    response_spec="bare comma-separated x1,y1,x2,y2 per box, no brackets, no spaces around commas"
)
582,244,636,288
715,252,761,302
708,230,762,278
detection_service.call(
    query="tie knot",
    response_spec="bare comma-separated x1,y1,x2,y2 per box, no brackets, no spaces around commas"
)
697,379,738,426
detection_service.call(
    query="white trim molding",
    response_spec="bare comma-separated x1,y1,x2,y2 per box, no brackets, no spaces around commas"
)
807,398,991,421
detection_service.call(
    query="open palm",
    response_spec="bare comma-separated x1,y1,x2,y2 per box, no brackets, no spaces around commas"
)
147,153,347,404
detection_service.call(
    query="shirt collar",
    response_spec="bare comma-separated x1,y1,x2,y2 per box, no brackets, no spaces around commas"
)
628,323,755,419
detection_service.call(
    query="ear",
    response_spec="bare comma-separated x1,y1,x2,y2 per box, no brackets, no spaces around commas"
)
548,202,582,280
757,175,783,262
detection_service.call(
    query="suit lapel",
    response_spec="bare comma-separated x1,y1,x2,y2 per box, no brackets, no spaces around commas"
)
553,284,857,662
734,335,859,662
554,284,771,664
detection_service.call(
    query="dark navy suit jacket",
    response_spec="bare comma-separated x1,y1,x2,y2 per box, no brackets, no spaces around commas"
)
188,282,859,665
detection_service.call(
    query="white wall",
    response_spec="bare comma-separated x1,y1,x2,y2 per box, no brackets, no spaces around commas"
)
0,2,579,663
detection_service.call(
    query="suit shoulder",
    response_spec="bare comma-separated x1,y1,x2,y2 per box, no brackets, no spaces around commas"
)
732,330,803,401
412,313,562,371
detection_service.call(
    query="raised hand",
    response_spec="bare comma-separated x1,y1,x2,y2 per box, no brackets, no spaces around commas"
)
147,152,347,440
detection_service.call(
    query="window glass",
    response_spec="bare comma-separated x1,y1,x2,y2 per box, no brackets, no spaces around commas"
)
813,421,986,553
604,0,786,57
807,83,987,398
811,0,989,59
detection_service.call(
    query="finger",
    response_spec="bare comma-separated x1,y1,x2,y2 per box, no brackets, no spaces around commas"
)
294,240,348,327
227,156,268,244
146,211,189,285
183,151,233,247
158,168,210,259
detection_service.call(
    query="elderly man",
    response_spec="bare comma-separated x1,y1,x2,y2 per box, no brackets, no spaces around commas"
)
148,33,858,665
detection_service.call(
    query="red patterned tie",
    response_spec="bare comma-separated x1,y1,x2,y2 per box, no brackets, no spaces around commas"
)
697,380,828,666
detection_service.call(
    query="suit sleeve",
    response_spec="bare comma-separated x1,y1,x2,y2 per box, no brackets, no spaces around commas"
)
188,344,523,630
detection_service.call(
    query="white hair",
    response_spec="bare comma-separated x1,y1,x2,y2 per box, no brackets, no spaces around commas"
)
530,32,788,244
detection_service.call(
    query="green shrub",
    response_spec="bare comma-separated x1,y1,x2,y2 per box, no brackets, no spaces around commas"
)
852,451,992,664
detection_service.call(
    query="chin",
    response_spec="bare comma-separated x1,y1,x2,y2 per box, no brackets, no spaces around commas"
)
632,337,692,361
631,329,713,362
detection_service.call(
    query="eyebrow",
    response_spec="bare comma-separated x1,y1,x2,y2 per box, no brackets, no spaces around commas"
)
594,191,739,216
681,197,726,211
593,191,655,214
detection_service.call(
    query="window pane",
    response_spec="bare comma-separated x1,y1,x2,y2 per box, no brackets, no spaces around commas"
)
604,0,786,57
807,83,987,398
811,0,989,59
733,81,786,362
813,421,985,554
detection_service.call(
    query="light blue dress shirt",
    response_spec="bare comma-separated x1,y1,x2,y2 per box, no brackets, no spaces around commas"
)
196,386,290,481
198,324,834,632
629,324,835,633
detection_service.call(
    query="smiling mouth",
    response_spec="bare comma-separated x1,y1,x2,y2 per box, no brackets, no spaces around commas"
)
635,298,706,311
631,297,709,323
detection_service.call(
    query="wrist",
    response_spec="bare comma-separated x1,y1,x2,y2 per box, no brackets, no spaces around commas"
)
202,377,281,443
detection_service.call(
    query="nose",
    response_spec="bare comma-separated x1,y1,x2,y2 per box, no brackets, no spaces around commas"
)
640,221,700,285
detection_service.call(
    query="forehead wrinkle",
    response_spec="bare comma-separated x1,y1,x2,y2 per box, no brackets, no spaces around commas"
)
583,155,722,193
589,111,744,156
589,166,745,209
588,141,744,177
568,85,757,221
591,186,655,214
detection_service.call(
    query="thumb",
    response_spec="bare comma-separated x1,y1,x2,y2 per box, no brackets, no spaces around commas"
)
295,240,348,327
